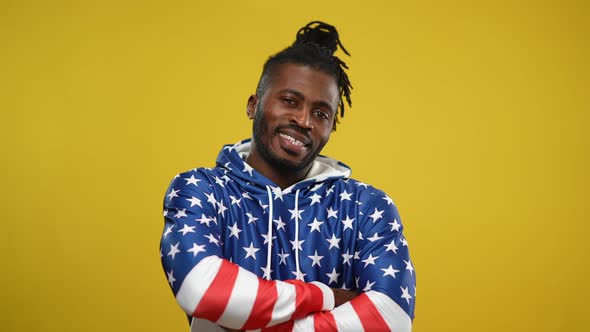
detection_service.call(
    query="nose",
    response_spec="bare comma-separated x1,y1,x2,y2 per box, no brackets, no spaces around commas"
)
292,108,313,130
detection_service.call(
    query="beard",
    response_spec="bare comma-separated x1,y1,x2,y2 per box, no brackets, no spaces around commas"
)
251,103,324,174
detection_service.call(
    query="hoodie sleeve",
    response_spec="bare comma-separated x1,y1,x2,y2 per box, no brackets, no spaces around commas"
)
160,170,335,330
258,189,416,332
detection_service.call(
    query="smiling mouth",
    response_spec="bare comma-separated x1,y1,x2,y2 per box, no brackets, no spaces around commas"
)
278,132,306,147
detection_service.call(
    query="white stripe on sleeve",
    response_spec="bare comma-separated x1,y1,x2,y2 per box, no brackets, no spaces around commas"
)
365,291,412,332
215,266,259,328
271,281,296,323
310,281,335,311
332,301,363,331
176,255,222,315
293,315,315,332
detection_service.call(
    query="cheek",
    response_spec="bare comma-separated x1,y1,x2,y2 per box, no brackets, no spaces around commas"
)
317,129,332,146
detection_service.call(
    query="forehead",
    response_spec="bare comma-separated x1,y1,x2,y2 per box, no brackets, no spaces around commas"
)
266,63,340,107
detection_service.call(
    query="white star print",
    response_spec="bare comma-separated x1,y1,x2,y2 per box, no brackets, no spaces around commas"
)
259,201,269,212
278,250,290,265
163,225,173,238
186,196,202,208
381,265,400,278
383,195,394,205
339,190,352,201
362,254,379,267
389,218,401,232
187,243,206,257
326,185,335,196
367,232,384,242
326,267,340,285
401,237,408,247
174,209,187,219
178,224,196,235
341,216,355,230
272,186,284,201
292,268,307,281
167,243,181,260
401,286,413,304
308,218,324,233
246,212,259,224
163,209,168,217
326,234,341,249
213,176,225,187
261,233,277,244
309,193,322,205
167,189,179,200
229,195,241,206
290,238,305,251
167,270,176,286
310,183,324,191
243,163,253,176
228,223,242,239
195,214,211,226
242,192,253,200
354,251,360,259
356,181,369,188
261,266,272,279
274,217,286,231
363,280,376,291
204,192,217,206
308,250,324,267
289,208,304,221
368,208,384,223
184,175,201,186
342,250,353,265
384,240,399,254
326,207,338,219
217,200,227,216
243,242,260,259
204,233,219,246
404,259,414,275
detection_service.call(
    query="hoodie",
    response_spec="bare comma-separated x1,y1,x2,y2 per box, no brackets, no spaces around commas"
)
161,139,416,331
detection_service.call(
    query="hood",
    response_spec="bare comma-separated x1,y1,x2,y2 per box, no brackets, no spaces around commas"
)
215,139,352,193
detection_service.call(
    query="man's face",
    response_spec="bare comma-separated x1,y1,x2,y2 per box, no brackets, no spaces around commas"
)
248,63,340,173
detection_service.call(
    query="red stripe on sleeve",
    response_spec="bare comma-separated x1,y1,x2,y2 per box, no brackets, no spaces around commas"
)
284,280,325,319
350,293,390,331
193,260,238,322
241,278,278,330
314,311,338,331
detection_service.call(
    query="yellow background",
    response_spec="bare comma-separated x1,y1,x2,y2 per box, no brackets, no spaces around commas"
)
1,1,588,331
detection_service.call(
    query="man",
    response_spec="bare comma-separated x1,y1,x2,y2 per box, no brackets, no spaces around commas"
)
161,21,416,331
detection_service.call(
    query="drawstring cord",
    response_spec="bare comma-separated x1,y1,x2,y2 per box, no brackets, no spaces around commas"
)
265,186,273,280
294,189,301,280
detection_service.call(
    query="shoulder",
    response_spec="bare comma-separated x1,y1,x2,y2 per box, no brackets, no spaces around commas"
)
336,178,396,205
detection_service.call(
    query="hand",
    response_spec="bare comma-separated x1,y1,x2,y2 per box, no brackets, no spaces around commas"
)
331,288,361,307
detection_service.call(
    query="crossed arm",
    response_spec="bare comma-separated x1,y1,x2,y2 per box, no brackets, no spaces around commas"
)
161,172,414,331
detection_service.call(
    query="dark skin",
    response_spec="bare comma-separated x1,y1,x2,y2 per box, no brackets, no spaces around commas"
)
222,63,360,331
246,63,338,190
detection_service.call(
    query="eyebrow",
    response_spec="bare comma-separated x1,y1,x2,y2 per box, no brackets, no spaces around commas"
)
279,89,336,114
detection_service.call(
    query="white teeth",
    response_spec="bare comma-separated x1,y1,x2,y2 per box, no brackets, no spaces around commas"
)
279,133,304,146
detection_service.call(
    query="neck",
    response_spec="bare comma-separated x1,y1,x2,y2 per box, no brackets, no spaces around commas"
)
246,151,310,190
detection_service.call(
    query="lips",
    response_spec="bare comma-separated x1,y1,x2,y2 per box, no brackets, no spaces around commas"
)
276,127,311,155
277,128,311,147
279,133,305,146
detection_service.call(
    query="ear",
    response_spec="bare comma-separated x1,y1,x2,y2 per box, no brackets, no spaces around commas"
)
246,95,258,120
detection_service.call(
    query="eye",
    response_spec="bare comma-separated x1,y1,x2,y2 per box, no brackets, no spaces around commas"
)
282,97,297,106
313,110,329,120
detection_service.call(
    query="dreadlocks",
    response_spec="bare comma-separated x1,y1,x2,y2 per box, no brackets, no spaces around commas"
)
255,21,352,130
